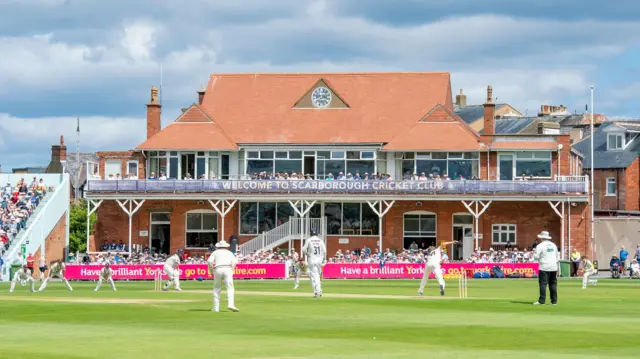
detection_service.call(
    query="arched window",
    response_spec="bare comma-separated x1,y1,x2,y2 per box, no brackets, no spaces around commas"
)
403,211,436,249
185,210,218,249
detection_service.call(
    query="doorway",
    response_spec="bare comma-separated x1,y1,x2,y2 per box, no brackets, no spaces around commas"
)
150,212,171,255
452,214,474,260
181,153,195,179
304,156,315,178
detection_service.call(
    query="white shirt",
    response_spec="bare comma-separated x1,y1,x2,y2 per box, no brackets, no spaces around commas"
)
207,249,237,271
534,240,559,272
50,262,65,275
38,257,46,267
427,248,443,265
14,268,32,281
100,267,113,280
165,254,181,268
582,259,595,273
302,236,326,263
631,263,639,272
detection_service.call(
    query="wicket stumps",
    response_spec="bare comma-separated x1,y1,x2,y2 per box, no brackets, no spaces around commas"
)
458,271,468,299
154,271,162,291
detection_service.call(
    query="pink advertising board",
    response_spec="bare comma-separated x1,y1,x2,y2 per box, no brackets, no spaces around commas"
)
64,264,285,280
321,263,539,279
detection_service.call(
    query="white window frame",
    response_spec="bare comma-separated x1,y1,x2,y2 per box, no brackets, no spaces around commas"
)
126,160,139,178
607,134,624,150
606,177,617,196
511,151,553,179
402,211,437,238
105,160,122,179
492,224,517,245
185,210,218,249
149,212,171,248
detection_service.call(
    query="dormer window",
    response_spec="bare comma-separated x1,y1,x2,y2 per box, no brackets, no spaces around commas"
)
607,134,623,150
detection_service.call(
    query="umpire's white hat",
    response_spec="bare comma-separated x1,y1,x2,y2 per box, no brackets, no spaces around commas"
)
215,240,230,248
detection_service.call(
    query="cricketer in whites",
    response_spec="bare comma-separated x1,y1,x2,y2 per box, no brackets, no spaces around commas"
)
163,249,183,291
302,229,326,298
10,264,35,292
207,239,239,312
39,260,73,292
94,262,117,291
418,240,458,296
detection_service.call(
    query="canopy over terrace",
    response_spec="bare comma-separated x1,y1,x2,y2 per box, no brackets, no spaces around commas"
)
84,178,589,259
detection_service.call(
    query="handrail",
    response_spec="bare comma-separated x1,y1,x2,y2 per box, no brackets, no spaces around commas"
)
86,179,589,195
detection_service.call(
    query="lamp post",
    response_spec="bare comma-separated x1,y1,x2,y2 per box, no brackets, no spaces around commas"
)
590,86,595,257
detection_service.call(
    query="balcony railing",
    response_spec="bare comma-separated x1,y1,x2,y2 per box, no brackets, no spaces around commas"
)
86,178,589,195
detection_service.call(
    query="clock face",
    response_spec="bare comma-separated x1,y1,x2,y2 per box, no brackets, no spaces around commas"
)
311,87,332,108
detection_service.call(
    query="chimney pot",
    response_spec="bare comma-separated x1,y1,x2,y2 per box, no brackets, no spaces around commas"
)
147,86,162,139
455,88,467,107
197,84,206,105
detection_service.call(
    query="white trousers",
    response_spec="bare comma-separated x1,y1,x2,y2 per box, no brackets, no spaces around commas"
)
418,262,445,293
308,261,323,295
10,277,35,292
38,274,73,291
294,267,309,287
213,267,235,310
163,265,180,290
582,270,597,288
95,277,117,291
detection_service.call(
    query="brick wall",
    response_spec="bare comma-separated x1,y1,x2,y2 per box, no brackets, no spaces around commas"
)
625,158,639,211
92,199,591,259
96,151,146,179
593,168,625,210
33,213,67,277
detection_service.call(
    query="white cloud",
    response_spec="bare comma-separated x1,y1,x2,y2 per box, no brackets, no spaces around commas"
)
120,21,158,62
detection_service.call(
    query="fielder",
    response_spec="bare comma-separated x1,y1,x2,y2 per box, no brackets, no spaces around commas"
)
418,241,458,296
94,262,117,291
293,258,309,290
38,255,47,281
38,260,73,292
302,229,326,298
163,249,183,291
581,255,598,289
207,240,239,312
10,264,35,293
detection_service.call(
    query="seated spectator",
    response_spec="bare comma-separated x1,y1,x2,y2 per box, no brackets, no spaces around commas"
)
100,242,109,251
109,240,118,251
117,241,126,251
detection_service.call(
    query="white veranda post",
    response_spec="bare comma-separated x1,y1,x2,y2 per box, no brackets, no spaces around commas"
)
208,200,237,243
549,201,566,259
366,200,395,253
462,200,492,250
115,199,146,255
288,200,317,255
86,199,103,253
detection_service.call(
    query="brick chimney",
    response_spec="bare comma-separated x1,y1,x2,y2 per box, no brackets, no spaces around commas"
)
147,86,161,139
197,84,206,105
483,85,496,135
51,135,67,162
455,89,467,107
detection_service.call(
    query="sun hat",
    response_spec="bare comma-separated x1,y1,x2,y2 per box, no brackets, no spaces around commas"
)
537,231,552,240
215,240,230,248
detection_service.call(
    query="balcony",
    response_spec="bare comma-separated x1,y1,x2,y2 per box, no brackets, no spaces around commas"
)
85,177,589,197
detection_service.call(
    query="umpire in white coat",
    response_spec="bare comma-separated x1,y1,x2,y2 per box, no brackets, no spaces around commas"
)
533,231,560,305
207,240,239,313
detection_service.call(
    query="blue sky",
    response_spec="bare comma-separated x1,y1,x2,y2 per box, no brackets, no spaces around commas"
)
0,0,639,170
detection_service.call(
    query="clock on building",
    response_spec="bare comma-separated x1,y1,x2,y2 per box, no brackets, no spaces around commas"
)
311,87,332,108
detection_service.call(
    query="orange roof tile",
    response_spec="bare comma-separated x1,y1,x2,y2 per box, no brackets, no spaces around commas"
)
137,105,236,150
199,72,452,144
490,141,558,150
384,104,484,151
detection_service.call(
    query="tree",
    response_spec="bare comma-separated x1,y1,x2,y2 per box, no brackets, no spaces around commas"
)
69,199,97,253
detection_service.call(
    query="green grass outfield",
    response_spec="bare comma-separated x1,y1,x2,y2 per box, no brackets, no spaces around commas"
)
0,278,638,359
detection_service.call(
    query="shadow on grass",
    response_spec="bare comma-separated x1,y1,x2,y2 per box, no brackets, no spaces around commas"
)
509,300,535,305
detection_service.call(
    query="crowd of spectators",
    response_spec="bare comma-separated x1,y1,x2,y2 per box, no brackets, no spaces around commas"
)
102,169,484,182
1,177,50,255
67,245,536,266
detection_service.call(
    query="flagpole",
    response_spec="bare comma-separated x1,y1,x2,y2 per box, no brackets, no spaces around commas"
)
590,86,595,258
76,116,80,201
